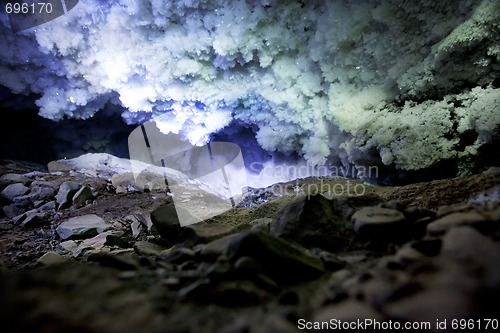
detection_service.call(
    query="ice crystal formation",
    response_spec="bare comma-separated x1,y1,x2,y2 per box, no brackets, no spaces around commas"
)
0,0,499,182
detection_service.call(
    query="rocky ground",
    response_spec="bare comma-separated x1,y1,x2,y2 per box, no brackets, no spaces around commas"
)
0,154,499,333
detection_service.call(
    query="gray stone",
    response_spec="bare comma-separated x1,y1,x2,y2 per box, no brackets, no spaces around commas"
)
200,233,241,260
19,211,46,228
0,183,30,201
270,194,350,251
225,230,325,282
57,240,79,254
39,201,56,211
352,207,408,240
178,222,246,246
0,173,32,186
150,203,184,243
131,220,142,238
37,252,69,266
56,214,110,240
55,181,80,210
72,185,93,209
427,211,492,236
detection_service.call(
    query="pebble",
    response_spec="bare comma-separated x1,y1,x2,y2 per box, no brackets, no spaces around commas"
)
131,220,142,238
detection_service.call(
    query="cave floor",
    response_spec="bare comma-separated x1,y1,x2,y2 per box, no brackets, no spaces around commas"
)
0,160,499,333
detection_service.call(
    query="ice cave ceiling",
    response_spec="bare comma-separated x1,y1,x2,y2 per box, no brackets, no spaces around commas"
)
0,0,499,184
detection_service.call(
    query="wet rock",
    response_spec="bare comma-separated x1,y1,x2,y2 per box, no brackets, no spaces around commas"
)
133,241,167,257
72,185,93,209
2,204,25,218
37,252,69,266
55,181,80,210
225,231,325,283
0,173,32,187
56,214,111,240
426,211,492,236
1,183,30,201
351,207,409,241
270,194,348,251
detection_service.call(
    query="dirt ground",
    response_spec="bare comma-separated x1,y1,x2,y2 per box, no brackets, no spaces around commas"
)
0,159,499,333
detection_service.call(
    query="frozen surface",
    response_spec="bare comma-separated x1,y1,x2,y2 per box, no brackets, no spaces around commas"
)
0,0,499,179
